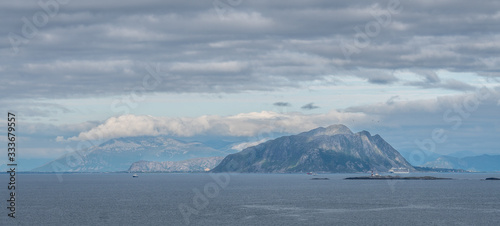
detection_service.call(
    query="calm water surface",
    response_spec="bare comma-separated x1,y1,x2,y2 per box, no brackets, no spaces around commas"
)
1,173,499,225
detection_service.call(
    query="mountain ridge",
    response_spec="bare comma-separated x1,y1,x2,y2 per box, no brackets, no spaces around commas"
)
423,154,500,172
33,136,231,172
212,124,414,173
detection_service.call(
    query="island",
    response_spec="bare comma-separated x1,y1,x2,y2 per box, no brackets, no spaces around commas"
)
485,177,500,180
345,175,452,180
311,178,330,180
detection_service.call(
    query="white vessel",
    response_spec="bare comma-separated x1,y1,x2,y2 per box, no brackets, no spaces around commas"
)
389,167,410,174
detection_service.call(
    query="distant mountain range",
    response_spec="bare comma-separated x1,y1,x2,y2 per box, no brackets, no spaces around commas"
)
33,136,232,172
128,156,224,172
423,155,500,172
31,125,499,173
212,125,414,173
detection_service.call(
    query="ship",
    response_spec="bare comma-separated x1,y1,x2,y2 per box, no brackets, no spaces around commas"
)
389,167,410,174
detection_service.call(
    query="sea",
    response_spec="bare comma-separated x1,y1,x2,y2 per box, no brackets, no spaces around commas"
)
1,173,499,226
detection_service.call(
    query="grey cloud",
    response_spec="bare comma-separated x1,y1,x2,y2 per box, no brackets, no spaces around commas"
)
301,103,319,110
406,78,477,92
273,102,291,107
386,95,399,105
366,74,399,84
1,0,499,99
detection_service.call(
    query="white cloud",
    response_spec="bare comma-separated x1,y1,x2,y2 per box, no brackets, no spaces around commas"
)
231,139,269,151
64,110,371,141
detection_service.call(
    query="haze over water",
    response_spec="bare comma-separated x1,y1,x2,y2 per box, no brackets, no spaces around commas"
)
1,173,499,225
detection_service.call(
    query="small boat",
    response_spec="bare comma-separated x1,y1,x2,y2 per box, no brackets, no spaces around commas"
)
132,174,139,178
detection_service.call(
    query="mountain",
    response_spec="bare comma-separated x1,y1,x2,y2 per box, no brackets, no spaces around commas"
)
399,150,442,166
211,125,414,173
33,136,231,172
423,154,500,172
128,156,224,172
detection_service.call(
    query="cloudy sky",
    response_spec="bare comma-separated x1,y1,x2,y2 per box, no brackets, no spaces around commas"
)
1,0,500,170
